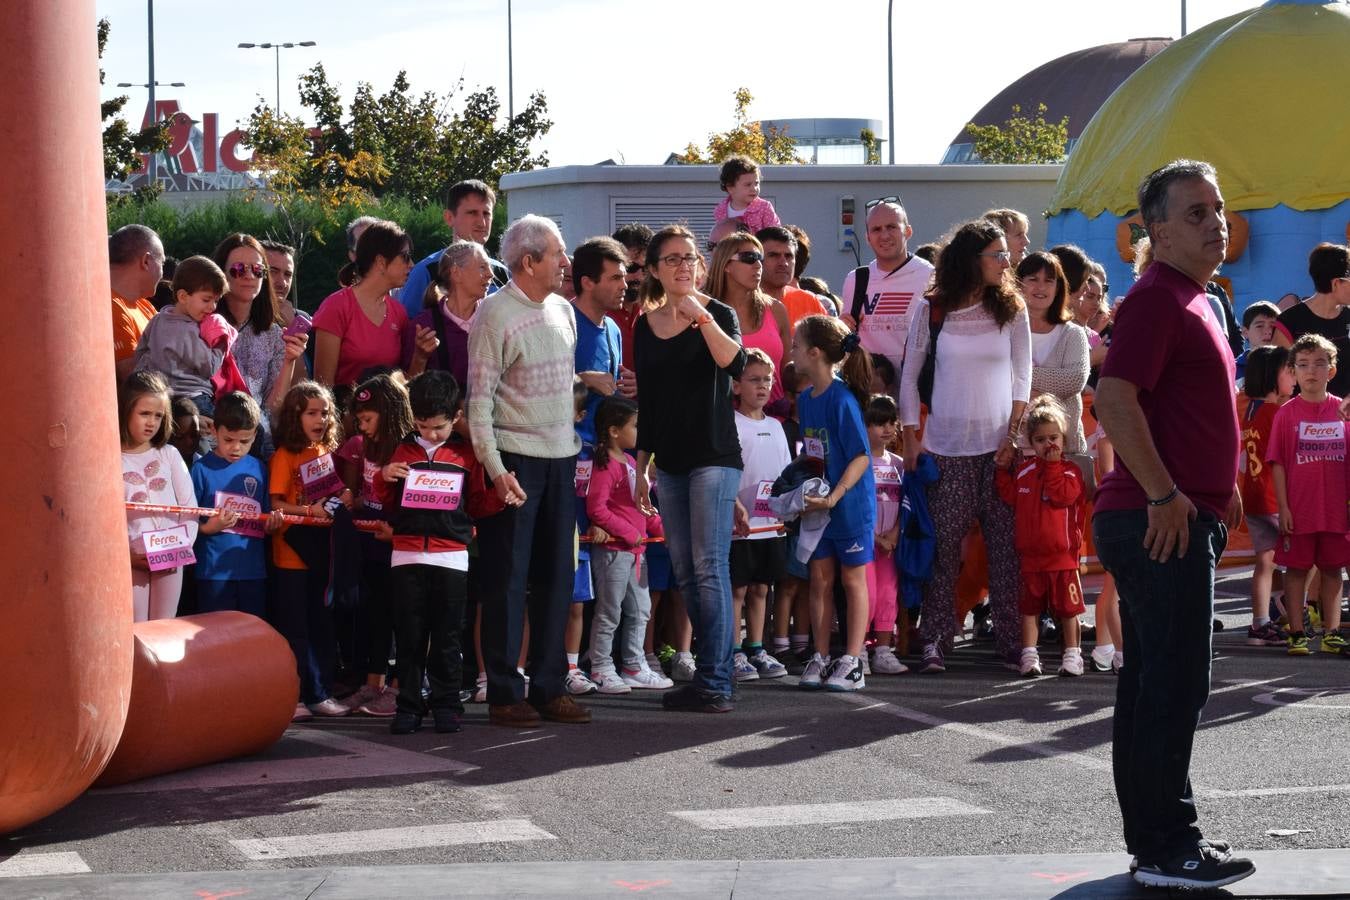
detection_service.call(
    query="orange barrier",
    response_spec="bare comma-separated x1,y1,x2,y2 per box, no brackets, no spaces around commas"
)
96,613,298,787
0,1,134,833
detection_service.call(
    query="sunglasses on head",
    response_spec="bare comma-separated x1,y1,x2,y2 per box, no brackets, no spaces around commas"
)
228,262,266,279
865,195,901,210
733,251,763,265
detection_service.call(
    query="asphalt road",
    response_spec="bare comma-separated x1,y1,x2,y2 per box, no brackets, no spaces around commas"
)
4,566,1350,897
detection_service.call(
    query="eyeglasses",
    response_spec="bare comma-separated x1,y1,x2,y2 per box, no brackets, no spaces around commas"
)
866,195,901,210
659,254,700,269
733,251,763,265
397,250,413,263
227,262,266,279
1294,361,1331,371
979,251,1011,263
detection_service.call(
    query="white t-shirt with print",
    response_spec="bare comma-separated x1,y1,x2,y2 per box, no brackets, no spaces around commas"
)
840,255,936,376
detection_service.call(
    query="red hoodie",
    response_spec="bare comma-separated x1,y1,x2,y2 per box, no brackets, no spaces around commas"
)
995,457,1086,573
375,434,503,555
585,453,663,554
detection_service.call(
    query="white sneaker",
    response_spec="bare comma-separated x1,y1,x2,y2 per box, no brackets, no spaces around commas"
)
1019,649,1043,678
292,702,314,722
732,651,760,682
798,653,830,690
870,645,909,674
860,650,871,675
622,666,673,689
824,654,865,692
1112,651,1124,673
1090,645,1115,672
748,649,788,678
591,669,632,694
645,652,665,675
308,697,350,717
1059,648,1085,677
472,674,487,704
564,668,598,695
671,652,696,682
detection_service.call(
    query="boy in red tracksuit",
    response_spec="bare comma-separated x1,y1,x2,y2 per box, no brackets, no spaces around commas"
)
377,370,501,736
996,396,1088,678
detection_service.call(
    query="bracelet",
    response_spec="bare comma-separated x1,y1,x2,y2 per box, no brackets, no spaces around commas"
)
1147,485,1179,507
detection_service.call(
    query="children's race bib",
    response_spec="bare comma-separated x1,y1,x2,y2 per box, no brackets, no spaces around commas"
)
752,480,775,518
874,464,901,502
401,469,464,511
362,458,383,511
143,524,195,571
575,459,593,497
215,490,264,539
804,436,825,461
299,453,344,504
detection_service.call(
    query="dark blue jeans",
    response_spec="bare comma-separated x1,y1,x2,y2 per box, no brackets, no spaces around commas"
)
270,567,336,705
1093,508,1226,864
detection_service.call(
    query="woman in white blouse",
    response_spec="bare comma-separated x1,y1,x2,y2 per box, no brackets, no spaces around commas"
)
900,220,1031,675
1017,251,1089,452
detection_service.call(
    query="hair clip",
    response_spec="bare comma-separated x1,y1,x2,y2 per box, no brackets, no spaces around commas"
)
356,389,372,402
841,332,861,354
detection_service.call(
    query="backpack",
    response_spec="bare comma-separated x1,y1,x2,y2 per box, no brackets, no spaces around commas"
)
849,265,871,323
916,303,945,410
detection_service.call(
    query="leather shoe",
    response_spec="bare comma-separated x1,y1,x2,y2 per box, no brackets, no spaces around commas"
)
432,708,462,734
534,694,591,724
489,700,542,728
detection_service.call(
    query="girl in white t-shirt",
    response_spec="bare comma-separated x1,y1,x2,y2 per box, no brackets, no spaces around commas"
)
121,370,198,622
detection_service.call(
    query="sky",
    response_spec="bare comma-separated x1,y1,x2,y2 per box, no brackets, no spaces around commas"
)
96,0,1258,167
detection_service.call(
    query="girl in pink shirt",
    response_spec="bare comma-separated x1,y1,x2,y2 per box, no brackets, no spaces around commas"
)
585,397,668,693
314,220,416,389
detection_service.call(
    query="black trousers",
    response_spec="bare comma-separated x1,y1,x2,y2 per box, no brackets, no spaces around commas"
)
390,563,468,716
476,452,576,706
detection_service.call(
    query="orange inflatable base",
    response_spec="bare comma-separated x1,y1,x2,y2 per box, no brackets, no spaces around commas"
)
95,612,298,787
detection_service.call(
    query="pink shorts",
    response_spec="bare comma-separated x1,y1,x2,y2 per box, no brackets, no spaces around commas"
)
1274,531,1350,572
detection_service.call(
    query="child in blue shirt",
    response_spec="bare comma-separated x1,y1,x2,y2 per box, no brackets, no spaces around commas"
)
791,315,876,692
192,391,283,616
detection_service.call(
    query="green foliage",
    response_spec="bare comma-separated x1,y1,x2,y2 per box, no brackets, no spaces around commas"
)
246,64,551,209
860,129,881,166
965,104,1068,165
107,194,454,313
99,19,170,183
674,88,803,165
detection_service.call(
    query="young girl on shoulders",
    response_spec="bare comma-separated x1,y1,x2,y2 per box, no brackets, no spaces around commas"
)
122,370,198,622
791,315,876,692
337,374,415,716
270,380,353,720
586,396,670,693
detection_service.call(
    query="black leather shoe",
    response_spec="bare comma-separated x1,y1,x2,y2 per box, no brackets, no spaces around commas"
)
661,684,733,713
390,711,423,735
432,708,462,734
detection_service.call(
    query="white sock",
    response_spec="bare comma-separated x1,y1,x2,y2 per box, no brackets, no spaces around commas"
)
790,633,809,649
772,636,790,653
1064,647,1082,657
1093,643,1115,658
676,650,693,661
1022,646,1039,657
566,652,579,668
476,671,487,684
1253,616,1270,627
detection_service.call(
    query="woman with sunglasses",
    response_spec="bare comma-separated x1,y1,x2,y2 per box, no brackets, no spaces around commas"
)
633,225,747,714
704,234,790,402
212,233,308,454
899,219,1031,674
313,220,414,390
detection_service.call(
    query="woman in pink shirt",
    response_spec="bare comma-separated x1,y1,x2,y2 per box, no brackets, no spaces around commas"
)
704,234,790,403
313,220,415,389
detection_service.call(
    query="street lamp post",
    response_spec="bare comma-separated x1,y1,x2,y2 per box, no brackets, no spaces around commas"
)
237,40,317,115
507,0,514,124
887,0,894,164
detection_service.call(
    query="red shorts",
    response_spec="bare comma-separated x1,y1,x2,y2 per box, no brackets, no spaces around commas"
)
1274,531,1350,572
1019,570,1086,619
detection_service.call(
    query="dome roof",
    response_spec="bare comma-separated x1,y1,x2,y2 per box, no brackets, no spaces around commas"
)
944,37,1171,160
1050,0,1350,216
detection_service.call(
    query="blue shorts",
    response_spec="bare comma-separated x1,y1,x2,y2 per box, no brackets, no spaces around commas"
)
811,530,875,568
645,541,672,592
785,532,808,580
573,556,594,603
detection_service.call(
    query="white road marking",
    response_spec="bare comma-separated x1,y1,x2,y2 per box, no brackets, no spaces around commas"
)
1201,783,1350,799
839,692,1114,772
474,734,557,753
94,728,478,794
230,818,556,861
0,851,91,877
670,797,991,830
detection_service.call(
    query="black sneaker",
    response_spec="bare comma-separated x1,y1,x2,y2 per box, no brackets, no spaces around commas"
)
661,684,734,713
432,708,462,734
1133,844,1254,890
390,711,423,735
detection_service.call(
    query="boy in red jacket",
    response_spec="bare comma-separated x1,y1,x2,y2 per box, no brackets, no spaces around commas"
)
377,370,500,735
996,396,1088,677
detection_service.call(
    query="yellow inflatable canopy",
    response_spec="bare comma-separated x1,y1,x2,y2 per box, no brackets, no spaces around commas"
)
1050,1,1350,217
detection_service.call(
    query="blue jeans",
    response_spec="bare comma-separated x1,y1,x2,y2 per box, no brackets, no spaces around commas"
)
1093,508,1225,864
656,466,739,697
196,578,266,618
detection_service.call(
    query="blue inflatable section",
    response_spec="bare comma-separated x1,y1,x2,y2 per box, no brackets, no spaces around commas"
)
1047,200,1350,316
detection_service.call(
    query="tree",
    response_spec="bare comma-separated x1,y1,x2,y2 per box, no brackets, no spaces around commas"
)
246,64,552,208
965,103,1068,164
674,88,802,165
860,128,881,166
99,19,169,183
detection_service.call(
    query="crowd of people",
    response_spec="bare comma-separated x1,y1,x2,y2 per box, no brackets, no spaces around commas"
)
113,157,1350,888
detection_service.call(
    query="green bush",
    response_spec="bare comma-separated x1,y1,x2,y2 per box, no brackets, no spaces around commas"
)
106,194,502,312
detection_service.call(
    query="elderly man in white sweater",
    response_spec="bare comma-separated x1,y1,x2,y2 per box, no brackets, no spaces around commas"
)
467,214,591,729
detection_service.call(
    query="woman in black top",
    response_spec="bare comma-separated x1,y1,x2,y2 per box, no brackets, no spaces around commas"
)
1274,242,1350,398
634,225,746,711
